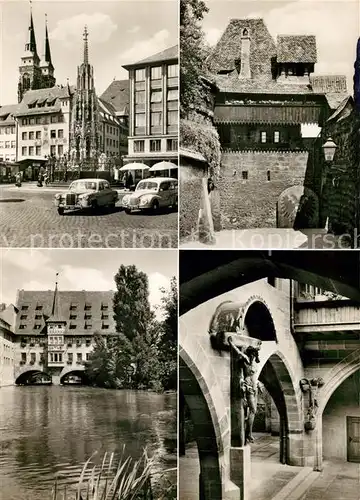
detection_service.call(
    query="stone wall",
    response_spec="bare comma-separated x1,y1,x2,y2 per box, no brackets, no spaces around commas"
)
218,150,308,228
179,161,207,240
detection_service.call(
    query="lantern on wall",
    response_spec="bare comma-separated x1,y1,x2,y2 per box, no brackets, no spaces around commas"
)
322,137,337,162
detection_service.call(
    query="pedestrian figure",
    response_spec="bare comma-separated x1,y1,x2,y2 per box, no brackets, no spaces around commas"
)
15,172,22,187
37,172,43,187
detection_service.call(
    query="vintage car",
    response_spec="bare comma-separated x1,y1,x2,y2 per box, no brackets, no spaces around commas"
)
122,177,178,214
54,178,118,215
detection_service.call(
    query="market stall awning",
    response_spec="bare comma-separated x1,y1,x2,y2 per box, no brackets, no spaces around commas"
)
214,104,323,125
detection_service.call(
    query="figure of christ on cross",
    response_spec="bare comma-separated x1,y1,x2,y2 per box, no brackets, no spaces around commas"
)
228,336,261,445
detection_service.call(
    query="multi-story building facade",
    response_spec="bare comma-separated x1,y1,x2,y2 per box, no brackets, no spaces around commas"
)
0,304,17,387
123,45,178,169
0,105,18,169
1,15,129,180
13,286,117,385
182,18,350,232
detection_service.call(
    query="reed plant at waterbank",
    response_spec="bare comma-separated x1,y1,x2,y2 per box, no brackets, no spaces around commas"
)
51,448,176,500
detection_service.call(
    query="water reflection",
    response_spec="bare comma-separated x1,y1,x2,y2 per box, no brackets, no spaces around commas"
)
0,386,176,500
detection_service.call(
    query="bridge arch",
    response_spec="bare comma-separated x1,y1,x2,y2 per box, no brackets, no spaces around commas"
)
59,366,87,385
179,341,224,500
15,369,51,385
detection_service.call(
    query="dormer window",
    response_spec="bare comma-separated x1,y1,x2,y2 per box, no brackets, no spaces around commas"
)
242,28,248,36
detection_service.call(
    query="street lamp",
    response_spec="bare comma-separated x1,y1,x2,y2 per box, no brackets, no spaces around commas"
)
322,137,337,162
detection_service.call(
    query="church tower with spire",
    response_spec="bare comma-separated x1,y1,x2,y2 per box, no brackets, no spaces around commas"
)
69,26,101,167
46,273,66,372
40,14,56,89
18,6,42,102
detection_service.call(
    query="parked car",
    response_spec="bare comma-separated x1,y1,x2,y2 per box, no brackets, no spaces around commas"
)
54,178,118,215
122,177,178,214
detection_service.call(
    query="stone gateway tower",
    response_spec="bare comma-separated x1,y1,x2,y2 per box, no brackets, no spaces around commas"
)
69,26,101,167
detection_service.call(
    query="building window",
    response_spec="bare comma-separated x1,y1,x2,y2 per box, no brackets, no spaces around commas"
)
34,314,42,320
84,314,92,320
20,315,27,320
22,132,27,140
34,324,41,329
51,116,58,123
58,129,63,139
150,90,162,103
58,145,63,156
69,314,77,320
167,110,178,126
267,170,271,181
150,140,161,152
36,146,41,156
167,139,178,151
30,353,36,363
167,89,178,101
261,131,267,143
86,339,91,347
22,146,27,156
5,141,10,148
21,305,29,310
135,68,145,81
35,305,42,310
29,118,35,125
151,66,162,80
50,145,56,155
29,146,34,155
242,171,248,180
69,324,77,329
102,324,109,329
11,141,15,148
21,352,26,362
134,140,145,153
84,304,91,310
84,324,92,330
101,304,108,311
167,64,178,78
68,353,73,363
151,112,162,127
36,131,41,139
11,126,15,134
77,353,82,362
274,131,280,143
70,304,77,310
35,117,41,124
29,131,34,140
135,114,145,127
50,130,56,138
19,324,26,329
22,119,28,125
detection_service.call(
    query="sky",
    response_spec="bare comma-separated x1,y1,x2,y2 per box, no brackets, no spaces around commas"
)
0,248,177,318
202,0,359,92
0,0,178,105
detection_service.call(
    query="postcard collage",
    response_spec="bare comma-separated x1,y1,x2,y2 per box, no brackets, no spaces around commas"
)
1,0,360,499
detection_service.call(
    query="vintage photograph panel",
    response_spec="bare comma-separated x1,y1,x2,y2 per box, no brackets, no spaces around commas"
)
0,0,178,249
179,249,360,500
180,0,360,249
0,248,177,499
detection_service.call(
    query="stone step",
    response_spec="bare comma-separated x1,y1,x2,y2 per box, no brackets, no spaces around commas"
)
271,467,320,500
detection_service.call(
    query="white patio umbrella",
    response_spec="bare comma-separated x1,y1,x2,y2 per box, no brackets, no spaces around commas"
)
119,163,150,171
119,163,150,180
148,161,178,172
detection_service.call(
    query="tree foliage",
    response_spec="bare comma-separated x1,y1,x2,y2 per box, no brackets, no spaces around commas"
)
180,0,210,118
85,267,177,392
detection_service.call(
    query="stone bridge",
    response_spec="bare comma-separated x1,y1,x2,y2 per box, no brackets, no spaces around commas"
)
179,251,360,500
14,363,86,385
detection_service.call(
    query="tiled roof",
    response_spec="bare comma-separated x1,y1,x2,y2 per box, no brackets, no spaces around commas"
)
0,104,19,125
14,85,74,117
15,290,116,336
327,95,354,122
100,80,130,114
207,19,277,76
310,75,348,93
123,45,178,68
277,35,317,63
326,93,351,110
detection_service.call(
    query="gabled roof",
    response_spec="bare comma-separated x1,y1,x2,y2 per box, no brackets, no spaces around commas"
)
100,80,130,114
15,290,116,335
123,45,178,68
327,95,354,123
208,19,277,76
277,35,317,63
0,104,20,124
14,85,74,117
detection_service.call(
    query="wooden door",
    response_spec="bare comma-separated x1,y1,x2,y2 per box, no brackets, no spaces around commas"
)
347,416,360,462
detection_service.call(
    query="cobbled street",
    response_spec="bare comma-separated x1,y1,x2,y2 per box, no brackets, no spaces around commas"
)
0,185,178,248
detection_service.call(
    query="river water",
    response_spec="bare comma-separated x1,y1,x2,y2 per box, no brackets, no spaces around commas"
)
0,386,177,500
